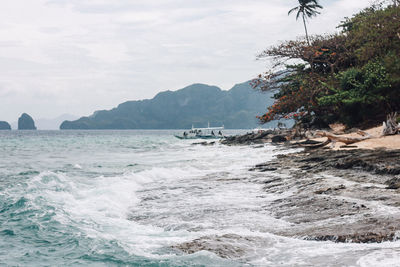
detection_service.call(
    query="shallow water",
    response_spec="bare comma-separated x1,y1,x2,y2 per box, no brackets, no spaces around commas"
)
0,130,399,266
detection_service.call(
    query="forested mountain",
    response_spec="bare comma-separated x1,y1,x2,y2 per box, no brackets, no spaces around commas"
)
60,82,280,129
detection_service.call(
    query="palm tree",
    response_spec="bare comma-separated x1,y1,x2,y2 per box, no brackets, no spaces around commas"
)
288,0,323,45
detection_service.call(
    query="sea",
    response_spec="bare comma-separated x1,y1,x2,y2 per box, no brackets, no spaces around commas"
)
0,130,399,266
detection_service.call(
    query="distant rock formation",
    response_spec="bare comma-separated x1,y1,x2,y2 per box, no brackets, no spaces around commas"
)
61,81,289,130
0,121,11,130
18,113,37,130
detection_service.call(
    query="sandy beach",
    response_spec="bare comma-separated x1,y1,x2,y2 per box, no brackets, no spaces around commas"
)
319,125,400,150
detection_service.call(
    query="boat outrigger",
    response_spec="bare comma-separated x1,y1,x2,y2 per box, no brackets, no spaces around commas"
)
174,123,225,140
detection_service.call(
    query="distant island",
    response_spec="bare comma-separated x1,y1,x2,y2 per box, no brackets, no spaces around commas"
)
10,114,78,130
18,113,37,130
61,82,287,129
0,121,11,130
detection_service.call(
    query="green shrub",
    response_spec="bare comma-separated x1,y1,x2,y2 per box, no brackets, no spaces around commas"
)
318,61,391,126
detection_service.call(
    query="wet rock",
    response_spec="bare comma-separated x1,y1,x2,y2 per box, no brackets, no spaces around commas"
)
259,167,278,172
249,162,280,172
192,141,216,146
263,177,282,184
386,177,400,189
266,149,400,176
271,135,287,143
221,129,291,145
314,184,346,194
173,234,247,259
250,148,400,244
298,156,325,163
306,232,398,243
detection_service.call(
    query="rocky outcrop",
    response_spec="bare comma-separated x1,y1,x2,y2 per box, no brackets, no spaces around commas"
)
0,121,11,130
18,113,37,130
249,148,400,243
172,234,247,259
267,149,400,176
221,129,291,145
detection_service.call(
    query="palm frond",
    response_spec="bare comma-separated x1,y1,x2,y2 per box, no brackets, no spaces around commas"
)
288,6,299,15
305,9,314,18
289,0,323,21
296,10,302,20
307,4,323,10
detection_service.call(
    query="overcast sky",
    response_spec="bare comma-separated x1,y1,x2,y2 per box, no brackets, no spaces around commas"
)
0,0,373,122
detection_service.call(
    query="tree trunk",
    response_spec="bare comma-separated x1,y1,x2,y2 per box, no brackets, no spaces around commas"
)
382,113,400,136
303,14,310,46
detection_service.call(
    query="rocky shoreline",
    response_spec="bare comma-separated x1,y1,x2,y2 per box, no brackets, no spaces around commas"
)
221,129,291,145
251,148,400,243
174,133,400,259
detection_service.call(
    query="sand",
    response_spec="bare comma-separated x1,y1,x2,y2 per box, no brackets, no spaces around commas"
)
317,125,400,150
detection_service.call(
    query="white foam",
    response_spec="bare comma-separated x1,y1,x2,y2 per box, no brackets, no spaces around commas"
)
357,248,400,267
20,135,400,265
74,164,82,169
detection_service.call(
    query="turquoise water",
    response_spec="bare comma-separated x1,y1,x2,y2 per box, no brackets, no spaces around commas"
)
1,130,400,266
0,130,264,266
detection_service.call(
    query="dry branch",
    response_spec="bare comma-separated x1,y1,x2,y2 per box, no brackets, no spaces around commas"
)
315,130,375,145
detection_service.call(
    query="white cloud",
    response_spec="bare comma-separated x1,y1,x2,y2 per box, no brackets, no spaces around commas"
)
0,0,372,122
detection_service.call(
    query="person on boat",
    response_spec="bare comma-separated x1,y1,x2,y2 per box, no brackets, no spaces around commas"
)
218,130,222,135
211,130,215,136
183,131,188,137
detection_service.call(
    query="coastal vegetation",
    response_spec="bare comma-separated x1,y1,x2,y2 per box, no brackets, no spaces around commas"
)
254,1,400,129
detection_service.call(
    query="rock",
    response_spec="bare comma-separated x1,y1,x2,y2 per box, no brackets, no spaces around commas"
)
172,234,247,259
314,185,346,194
221,129,293,145
298,139,322,145
260,149,400,176
18,113,37,130
248,148,400,244
0,121,11,130
306,232,398,243
271,135,287,143
386,177,400,189
192,141,216,146
259,167,278,172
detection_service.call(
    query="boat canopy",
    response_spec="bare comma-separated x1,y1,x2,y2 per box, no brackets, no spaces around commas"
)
191,122,224,131
191,126,224,131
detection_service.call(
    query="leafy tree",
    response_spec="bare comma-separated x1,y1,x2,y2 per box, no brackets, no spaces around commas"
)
288,0,323,45
255,2,400,128
318,61,392,125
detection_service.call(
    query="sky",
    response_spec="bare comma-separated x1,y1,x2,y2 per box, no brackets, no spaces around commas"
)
0,0,373,122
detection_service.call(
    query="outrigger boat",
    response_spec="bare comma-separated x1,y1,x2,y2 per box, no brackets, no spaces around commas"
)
174,123,225,140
